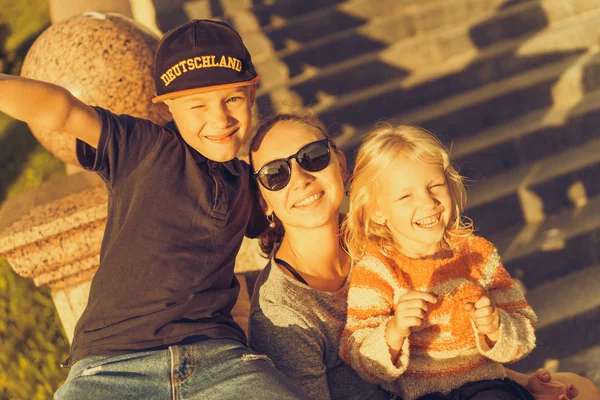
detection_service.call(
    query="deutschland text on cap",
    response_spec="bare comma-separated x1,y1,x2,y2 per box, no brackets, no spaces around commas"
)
152,20,259,103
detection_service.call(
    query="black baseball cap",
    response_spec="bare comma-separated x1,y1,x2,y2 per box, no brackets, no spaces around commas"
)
152,19,260,103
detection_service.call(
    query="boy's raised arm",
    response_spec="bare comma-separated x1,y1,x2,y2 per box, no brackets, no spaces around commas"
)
0,73,101,149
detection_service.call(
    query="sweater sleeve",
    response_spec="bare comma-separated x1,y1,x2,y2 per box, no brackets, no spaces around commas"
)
472,237,537,363
339,254,410,385
249,307,331,400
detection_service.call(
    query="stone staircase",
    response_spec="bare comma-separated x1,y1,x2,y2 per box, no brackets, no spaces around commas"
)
174,0,600,383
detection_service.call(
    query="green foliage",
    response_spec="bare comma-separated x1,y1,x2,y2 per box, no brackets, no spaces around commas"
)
4,138,65,200
0,116,65,202
0,115,67,399
0,0,49,53
0,1,71,398
0,259,69,400
0,123,68,399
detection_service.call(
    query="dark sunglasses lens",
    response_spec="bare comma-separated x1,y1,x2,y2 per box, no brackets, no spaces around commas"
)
298,142,330,172
259,160,291,191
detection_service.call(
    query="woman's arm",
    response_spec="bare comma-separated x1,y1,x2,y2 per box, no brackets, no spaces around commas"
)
505,367,600,400
249,308,331,400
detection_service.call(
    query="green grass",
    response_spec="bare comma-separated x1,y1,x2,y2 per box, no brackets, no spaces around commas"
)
0,116,65,201
0,1,70,398
0,0,50,53
0,260,70,400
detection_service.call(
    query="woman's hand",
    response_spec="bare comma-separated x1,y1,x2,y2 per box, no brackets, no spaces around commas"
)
519,368,579,400
465,295,500,345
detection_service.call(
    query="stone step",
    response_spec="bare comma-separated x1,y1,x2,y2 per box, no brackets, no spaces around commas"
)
249,0,506,61
267,36,591,127
454,78,600,180
468,0,600,48
401,53,600,143
234,0,359,31
510,264,600,373
553,345,600,386
335,47,600,163
252,0,600,92
486,191,600,290
485,198,600,374
321,12,600,140
229,0,511,37
255,0,441,52
466,135,600,233
528,266,600,331
228,0,370,65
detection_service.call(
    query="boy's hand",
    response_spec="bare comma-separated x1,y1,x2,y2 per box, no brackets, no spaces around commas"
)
465,295,500,343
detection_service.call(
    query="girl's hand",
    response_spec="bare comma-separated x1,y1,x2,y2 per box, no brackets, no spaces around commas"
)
387,291,437,343
465,295,500,343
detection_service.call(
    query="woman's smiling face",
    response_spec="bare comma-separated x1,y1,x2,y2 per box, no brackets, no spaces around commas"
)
251,120,347,231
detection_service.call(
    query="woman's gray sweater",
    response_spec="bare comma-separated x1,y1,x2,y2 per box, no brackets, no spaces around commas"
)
248,259,391,400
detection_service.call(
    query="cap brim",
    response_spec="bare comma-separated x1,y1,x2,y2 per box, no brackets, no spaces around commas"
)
152,75,260,103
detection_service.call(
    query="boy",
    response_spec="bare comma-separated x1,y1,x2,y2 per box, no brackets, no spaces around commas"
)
0,20,307,399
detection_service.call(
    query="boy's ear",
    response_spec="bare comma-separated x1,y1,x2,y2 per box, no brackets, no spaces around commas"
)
156,100,173,122
246,84,256,106
370,210,386,226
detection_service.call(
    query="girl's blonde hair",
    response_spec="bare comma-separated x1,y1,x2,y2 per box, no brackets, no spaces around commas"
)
343,124,473,260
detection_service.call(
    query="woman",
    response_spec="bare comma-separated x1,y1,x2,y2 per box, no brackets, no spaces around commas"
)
247,113,595,400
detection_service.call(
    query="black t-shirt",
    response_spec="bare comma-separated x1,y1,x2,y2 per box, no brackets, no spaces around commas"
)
68,107,265,365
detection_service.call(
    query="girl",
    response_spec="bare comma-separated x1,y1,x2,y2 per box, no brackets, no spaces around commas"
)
341,124,537,400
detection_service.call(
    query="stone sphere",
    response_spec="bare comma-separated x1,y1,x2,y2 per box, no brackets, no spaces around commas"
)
21,12,167,166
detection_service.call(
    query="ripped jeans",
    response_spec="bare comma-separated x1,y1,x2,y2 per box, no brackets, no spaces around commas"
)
54,339,309,400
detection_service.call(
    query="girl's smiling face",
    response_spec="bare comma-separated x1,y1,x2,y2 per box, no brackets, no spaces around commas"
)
251,120,347,232
371,153,453,258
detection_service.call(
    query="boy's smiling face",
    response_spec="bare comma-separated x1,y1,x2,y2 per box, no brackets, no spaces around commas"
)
165,85,255,162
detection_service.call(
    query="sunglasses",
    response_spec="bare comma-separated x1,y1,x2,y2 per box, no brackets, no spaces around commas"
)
254,138,331,191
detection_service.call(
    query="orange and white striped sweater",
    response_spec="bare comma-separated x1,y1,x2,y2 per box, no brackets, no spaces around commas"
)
340,235,536,400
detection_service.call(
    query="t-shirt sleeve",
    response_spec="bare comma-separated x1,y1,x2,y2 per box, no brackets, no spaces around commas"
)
249,307,331,400
76,106,162,188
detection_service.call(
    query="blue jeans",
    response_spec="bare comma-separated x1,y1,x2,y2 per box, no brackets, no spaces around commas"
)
54,339,309,399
